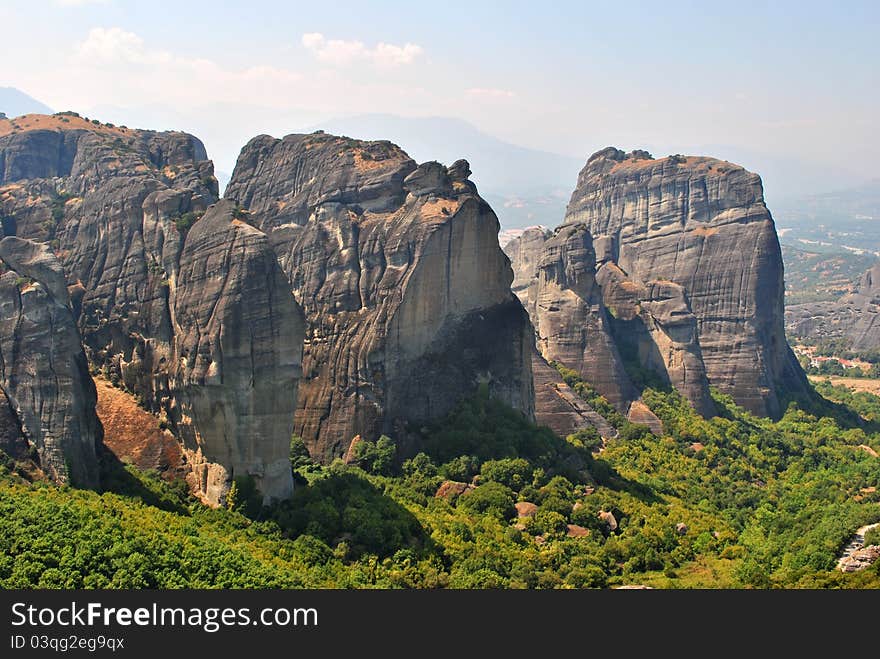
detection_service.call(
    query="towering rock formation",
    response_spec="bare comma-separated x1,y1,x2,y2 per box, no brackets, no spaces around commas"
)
171,200,304,503
0,114,217,396
0,115,304,503
0,236,99,486
225,132,534,460
526,223,637,412
786,262,880,351
507,147,808,419
504,226,550,300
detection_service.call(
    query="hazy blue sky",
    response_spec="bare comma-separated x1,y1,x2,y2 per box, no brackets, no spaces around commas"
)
1,0,877,199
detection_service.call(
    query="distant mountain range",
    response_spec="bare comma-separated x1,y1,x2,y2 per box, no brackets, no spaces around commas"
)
778,179,880,222
0,87,52,117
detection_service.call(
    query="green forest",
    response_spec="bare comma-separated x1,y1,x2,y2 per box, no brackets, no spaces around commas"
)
1,379,879,589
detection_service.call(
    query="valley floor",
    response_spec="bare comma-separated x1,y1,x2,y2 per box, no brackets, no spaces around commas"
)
808,375,880,396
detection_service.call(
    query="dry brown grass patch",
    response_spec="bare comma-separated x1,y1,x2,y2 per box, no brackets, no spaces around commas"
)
0,114,133,138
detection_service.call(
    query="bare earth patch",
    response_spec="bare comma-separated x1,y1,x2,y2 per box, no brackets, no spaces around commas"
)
0,113,134,138
94,376,184,479
808,375,880,396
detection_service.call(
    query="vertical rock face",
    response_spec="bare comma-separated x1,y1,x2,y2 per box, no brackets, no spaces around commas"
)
843,264,880,350
507,147,808,419
566,148,805,417
505,227,551,300
525,223,635,411
0,114,218,412
0,115,304,503
0,236,99,486
592,260,715,417
226,132,534,460
172,200,304,503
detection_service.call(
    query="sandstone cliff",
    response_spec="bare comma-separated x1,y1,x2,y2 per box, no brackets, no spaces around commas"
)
507,147,808,419
526,223,636,411
504,226,550,300
171,200,304,503
225,132,534,460
786,262,880,352
0,115,304,503
0,236,99,486
0,114,217,405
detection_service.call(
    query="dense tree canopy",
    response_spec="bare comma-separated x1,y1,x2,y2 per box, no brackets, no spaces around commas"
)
1,379,878,589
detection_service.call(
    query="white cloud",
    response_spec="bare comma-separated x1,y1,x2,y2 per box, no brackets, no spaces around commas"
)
76,27,149,62
64,27,436,116
301,32,423,67
301,33,325,51
16,26,458,180
467,87,516,99
373,42,424,67
73,27,303,97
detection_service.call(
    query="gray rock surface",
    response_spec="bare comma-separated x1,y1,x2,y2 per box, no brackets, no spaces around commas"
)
530,349,616,440
507,147,808,419
0,236,99,486
566,148,807,417
0,386,30,463
595,267,715,417
226,131,534,460
0,115,218,411
786,262,880,351
0,115,303,503
504,226,551,303
526,223,636,411
171,200,304,504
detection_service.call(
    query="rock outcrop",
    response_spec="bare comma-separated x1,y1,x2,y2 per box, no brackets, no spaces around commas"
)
786,262,880,351
225,132,534,460
837,523,880,572
837,264,880,350
504,226,550,300
435,480,474,501
0,236,99,486
529,350,617,440
525,223,638,412
0,115,304,503
507,147,808,419
0,114,217,405
171,200,304,504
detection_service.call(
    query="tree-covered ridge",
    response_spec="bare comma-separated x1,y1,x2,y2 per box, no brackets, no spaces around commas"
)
0,383,878,589
812,380,880,423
